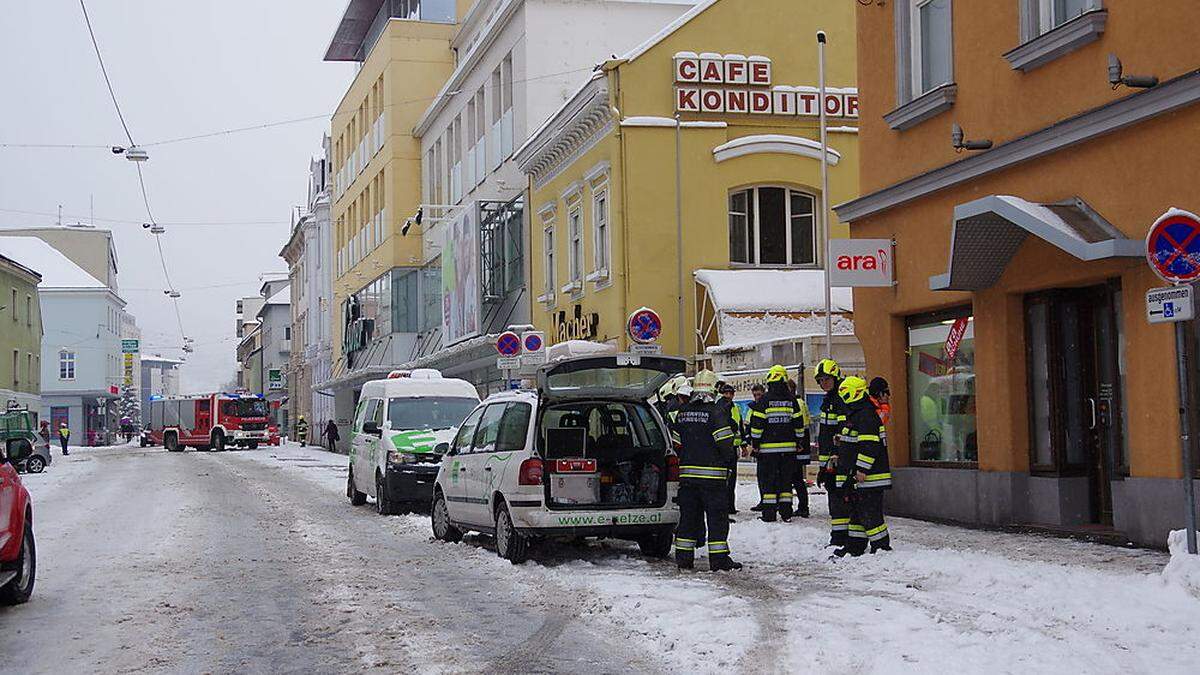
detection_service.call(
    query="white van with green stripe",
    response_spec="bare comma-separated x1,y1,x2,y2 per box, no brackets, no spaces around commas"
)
347,370,480,515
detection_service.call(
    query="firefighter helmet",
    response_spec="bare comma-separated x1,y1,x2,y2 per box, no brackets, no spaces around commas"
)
814,358,841,380
693,369,718,394
766,364,788,383
838,376,868,404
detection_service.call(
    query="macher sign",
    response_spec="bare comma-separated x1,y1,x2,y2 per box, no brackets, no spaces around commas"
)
673,51,859,117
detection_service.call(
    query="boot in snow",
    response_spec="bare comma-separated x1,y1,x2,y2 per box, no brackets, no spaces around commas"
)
710,556,743,571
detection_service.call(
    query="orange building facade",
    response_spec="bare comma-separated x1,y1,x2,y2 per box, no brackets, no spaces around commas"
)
834,0,1200,546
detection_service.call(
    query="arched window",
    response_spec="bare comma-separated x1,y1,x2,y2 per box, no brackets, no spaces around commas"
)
728,186,817,266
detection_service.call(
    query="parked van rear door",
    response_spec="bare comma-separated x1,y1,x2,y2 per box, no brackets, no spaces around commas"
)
538,355,686,402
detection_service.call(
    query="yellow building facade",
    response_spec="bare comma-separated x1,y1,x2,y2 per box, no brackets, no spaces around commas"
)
516,0,859,384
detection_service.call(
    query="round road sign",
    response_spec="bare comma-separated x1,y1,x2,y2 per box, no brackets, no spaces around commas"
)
523,333,543,353
1147,208,1200,284
495,331,522,357
627,307,663,344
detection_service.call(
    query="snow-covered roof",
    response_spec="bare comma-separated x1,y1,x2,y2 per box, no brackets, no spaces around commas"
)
694,269,853,313
264,286,291,306
709,313,856,353
0,236,106,290
546,339,618,363
621,0,720,62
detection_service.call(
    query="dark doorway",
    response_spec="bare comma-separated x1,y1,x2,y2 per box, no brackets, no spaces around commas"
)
1025,281,1125,525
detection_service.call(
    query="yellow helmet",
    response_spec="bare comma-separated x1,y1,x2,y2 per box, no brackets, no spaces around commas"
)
814,358,841,380
838,376,868,404
692,369,718,395
765,364,788,383
658,379,677,399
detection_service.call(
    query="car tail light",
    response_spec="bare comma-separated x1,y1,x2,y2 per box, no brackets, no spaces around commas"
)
518,458,544,485
552,458,596,473
666,454,680,482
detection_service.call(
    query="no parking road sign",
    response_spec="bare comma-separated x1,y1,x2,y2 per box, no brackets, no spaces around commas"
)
495,331,522,357
627,307,663,344
1146,208,1200,284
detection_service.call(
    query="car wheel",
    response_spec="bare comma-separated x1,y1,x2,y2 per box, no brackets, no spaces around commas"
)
247,442,259,450
211,432,226,452
0,520,35,605
24,455,46,474
164,434,180,452
347,467,367,506
637,531,674,559
431,491,462,543
494,503,528,564
375,473,397,515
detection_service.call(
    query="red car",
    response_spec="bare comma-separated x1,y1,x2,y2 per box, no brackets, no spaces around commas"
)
1,442,35,604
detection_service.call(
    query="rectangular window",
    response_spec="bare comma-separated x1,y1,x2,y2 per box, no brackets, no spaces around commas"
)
500,53,514,158
12,350,18,388
433,138,443,205
392,268,419,333
543,225,556,298
284,325,291,341
450,115,462,203
592,188,609,274
910,0,953,98
25,295,31,327
907,309,977,464
728,187,817,267
59,350,76,380
567,207,582,289
10,289,15,321
474,88,487,183
1030,0,1100,36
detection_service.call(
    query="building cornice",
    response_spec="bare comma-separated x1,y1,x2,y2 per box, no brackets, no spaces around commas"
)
835,68,1200,223
515,77,612,189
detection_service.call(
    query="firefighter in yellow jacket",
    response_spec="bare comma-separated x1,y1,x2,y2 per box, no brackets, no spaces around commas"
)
747,365,807,522
834,376,893,557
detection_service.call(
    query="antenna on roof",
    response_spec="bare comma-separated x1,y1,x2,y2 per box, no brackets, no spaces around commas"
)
56,205,62,227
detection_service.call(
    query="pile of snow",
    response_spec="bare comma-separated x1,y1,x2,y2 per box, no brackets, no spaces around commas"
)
714,312,855,350
546,339,617,362
695,268,853,313
1163,529,1200,597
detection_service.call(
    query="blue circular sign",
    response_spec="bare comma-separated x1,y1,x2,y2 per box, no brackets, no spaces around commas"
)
496,331,521,356
1147,209,1200,284
627,307,662,344
523,333,543,353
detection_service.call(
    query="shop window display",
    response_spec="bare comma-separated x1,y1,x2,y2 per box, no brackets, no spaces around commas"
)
907,311,977,463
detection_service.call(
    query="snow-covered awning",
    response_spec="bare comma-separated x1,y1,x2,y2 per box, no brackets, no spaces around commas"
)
930,195,1142,291
694,269,853,313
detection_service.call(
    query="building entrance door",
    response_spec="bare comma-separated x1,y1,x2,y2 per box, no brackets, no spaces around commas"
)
1025,282,1125,525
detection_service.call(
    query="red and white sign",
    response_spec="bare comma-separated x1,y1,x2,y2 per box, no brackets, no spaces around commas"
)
828,238,894,288
1145,207,1200,284
673,51,858,118
626,307,663,344
495,331,522,357
943,317,970,361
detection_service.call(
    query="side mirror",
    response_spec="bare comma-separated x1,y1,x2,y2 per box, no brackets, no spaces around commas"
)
362,421,382,436
434,442,450,455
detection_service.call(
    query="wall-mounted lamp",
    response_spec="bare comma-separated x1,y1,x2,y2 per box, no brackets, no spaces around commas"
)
1108,54,1158,89
951,123,993,152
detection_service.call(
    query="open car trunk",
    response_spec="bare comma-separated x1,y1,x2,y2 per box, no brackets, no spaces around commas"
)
538,399,671,510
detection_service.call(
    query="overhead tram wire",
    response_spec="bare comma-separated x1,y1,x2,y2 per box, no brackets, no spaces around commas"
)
78,0,186,349
0,207,288,227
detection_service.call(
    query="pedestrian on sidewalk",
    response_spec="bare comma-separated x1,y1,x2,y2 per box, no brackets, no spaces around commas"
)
39,420,51,452
747,365,805,523
716,382,742,518
748,383,768,513
324,419,340,453
58,423,70,456
672,370,742,571
833,376,892,557
787,378,812,518
814,359,850,547
295,416,308,446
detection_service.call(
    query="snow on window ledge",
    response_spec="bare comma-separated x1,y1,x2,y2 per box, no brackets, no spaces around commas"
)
1004,10,1107,73
585,269,609,283
560,281,582,294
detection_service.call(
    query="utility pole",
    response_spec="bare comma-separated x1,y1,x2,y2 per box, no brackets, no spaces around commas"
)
818,30,833,360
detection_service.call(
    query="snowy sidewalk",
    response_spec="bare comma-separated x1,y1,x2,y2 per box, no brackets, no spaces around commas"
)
237,443,1200,674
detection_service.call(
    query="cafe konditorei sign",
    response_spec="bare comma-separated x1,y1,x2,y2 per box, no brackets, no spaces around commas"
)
673,51,859,118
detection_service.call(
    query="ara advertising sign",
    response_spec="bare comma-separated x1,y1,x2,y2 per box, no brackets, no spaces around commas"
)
828,239,894,288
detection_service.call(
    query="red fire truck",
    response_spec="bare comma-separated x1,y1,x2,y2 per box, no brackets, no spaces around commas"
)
146,393,271,451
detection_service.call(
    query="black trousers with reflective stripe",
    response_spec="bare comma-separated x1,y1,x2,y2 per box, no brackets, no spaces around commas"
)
758,452,794,521
828,483,851,546
725,451,738,513
676,481,730,561
791,455,809,515
847,488,888,554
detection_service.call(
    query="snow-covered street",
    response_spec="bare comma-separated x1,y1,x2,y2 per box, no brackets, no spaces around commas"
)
3,442,1199,674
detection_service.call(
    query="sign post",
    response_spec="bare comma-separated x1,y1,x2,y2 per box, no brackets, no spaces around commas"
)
1146,207,1200,554
627,307,663,355
495,331,522,388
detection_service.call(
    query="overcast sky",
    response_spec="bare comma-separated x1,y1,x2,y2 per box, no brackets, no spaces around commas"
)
0,1,353,392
